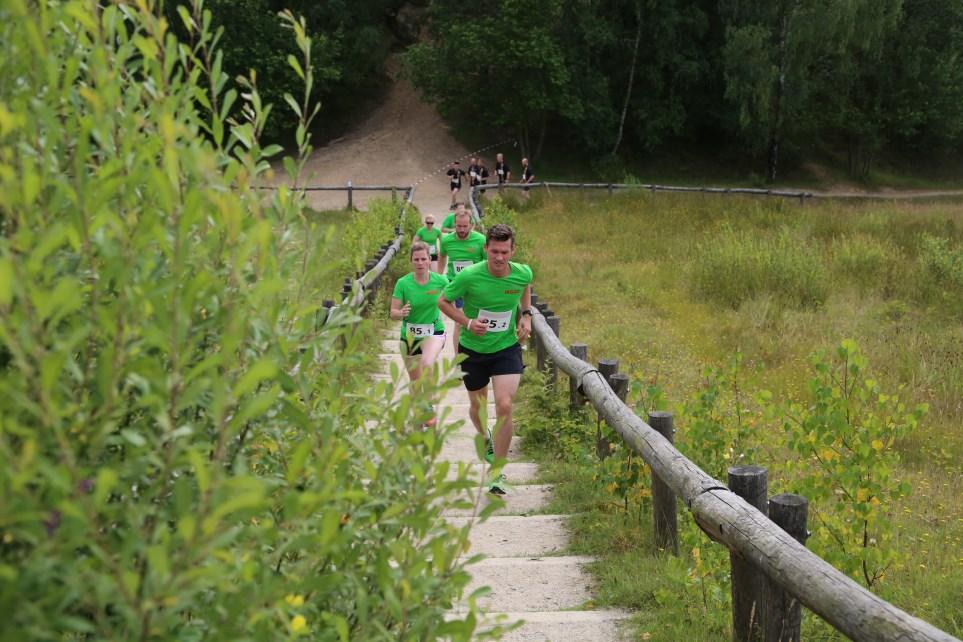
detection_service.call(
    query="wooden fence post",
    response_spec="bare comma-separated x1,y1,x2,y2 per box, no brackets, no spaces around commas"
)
729,465,769,642
648,411,679,555
347,180,353,210
596,359,619,459
607,184,614,197
569,343,588,410
764,494,809,642
545,315,560,387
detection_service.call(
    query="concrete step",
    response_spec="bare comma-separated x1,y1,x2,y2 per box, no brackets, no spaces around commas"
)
444,461,539,483
444,483,553,517
445,515,569,557
473,610,631,642
437,435,525,464
462,556,597,612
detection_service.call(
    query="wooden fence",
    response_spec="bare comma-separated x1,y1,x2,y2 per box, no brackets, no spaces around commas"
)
469,182,959,641
318,187,414,328
260,182,412,210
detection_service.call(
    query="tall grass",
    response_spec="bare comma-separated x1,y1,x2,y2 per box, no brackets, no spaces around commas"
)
692,226,828,308
511,189,963,639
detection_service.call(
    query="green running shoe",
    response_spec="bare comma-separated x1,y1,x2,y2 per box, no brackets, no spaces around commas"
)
488,473,507,496
484,429,495,464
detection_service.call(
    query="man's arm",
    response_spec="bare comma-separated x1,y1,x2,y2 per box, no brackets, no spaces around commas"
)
437,248,448,275
438,294,468,328
517,284,532,341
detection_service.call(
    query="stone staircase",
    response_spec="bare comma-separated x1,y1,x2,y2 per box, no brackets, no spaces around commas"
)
379,319,628,641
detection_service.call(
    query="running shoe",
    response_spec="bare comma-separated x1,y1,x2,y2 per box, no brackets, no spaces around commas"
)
484,428,495,464
488,473,507,496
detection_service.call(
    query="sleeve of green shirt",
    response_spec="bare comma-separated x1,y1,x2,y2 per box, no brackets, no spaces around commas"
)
442,269,468,302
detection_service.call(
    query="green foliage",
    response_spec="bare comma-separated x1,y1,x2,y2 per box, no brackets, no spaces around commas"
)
678,354,759,481
692,226,829,309
918,234,963,289
779,340,926,588
478,196,537,269
163,0,402,143
0,4,482,640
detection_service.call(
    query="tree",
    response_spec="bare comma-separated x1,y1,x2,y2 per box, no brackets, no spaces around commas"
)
719,0,901,181
406,0,579,160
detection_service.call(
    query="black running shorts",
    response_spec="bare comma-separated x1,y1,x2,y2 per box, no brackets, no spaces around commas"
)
458,343,524,391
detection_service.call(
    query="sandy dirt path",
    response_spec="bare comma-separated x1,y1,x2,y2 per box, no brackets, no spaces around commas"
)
292,58,470,218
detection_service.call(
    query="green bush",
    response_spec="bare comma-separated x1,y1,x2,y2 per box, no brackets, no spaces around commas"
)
692,226,829,309
0,4,483,640
918,234,963,288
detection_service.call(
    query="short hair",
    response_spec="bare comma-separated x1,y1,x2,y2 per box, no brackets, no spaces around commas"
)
454,210,472,221
452,201,465,210
410,241,431,258
486,223,515,247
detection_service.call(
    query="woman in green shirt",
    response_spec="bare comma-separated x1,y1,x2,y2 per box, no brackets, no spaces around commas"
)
389,242,449,425
412,215,442,272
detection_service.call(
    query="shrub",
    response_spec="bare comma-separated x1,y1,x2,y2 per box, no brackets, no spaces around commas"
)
692,226,829,309
0,4,481,640
918,234,963,288
831,234,903,288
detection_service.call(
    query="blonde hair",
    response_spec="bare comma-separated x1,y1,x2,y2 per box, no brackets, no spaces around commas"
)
410,241,431,259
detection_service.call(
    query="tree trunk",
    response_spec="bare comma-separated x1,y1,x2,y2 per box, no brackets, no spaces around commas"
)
612,2,642,156
768,3,790,182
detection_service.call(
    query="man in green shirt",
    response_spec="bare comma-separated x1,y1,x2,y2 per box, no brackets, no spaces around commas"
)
438,209,486,348
438,224,533,495
413,214,442,272
440,201,464,234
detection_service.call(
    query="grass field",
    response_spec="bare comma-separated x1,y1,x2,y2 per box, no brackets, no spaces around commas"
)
504,190,963,638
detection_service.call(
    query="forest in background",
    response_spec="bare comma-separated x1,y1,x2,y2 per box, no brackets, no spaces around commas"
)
187,0,963,182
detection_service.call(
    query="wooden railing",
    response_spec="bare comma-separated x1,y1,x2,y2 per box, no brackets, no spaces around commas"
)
318,187,414,328
261,182,412,209
467,181,959,641
527,306,958,642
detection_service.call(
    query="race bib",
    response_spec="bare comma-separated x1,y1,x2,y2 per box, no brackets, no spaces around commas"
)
453,260,473,274
470,171,477,178
406,323,435,339
477,309,512,333
497,168,504,175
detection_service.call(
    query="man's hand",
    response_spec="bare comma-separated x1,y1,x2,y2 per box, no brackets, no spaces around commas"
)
469,318,489,337
517,315,532,342
400,303,411,317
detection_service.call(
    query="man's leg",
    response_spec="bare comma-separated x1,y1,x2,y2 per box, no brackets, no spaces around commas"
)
490,373,521,459
467,384,489,438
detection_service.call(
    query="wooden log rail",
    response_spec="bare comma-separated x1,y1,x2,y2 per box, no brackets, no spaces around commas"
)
529,306,960,642
319,187,415,328
259,182,411,210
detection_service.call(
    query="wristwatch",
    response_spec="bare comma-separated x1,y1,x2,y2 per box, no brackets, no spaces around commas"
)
521,308,534,317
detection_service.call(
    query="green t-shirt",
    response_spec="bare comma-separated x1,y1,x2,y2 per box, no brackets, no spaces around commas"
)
415,226,442,255
391,272,449,341
442,213,456,230
443,261,534,354
439,231,486,279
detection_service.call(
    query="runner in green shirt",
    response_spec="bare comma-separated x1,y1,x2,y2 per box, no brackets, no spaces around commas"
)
438,223,533,495
440,201,464,234
390,241,449,426
413,214,442,272
438,209,486,348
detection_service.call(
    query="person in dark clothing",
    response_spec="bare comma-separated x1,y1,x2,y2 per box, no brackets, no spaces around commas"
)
494,153,511,185
520,157,534,192
447,161,466,206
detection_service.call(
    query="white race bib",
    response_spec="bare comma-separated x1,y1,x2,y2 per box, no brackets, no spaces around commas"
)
497,168,504,175
477,309,512,333
406,323,435,339
453,260,473,274
470,171,477,178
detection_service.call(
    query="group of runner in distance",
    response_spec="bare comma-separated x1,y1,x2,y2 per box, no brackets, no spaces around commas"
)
390,155,535,495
